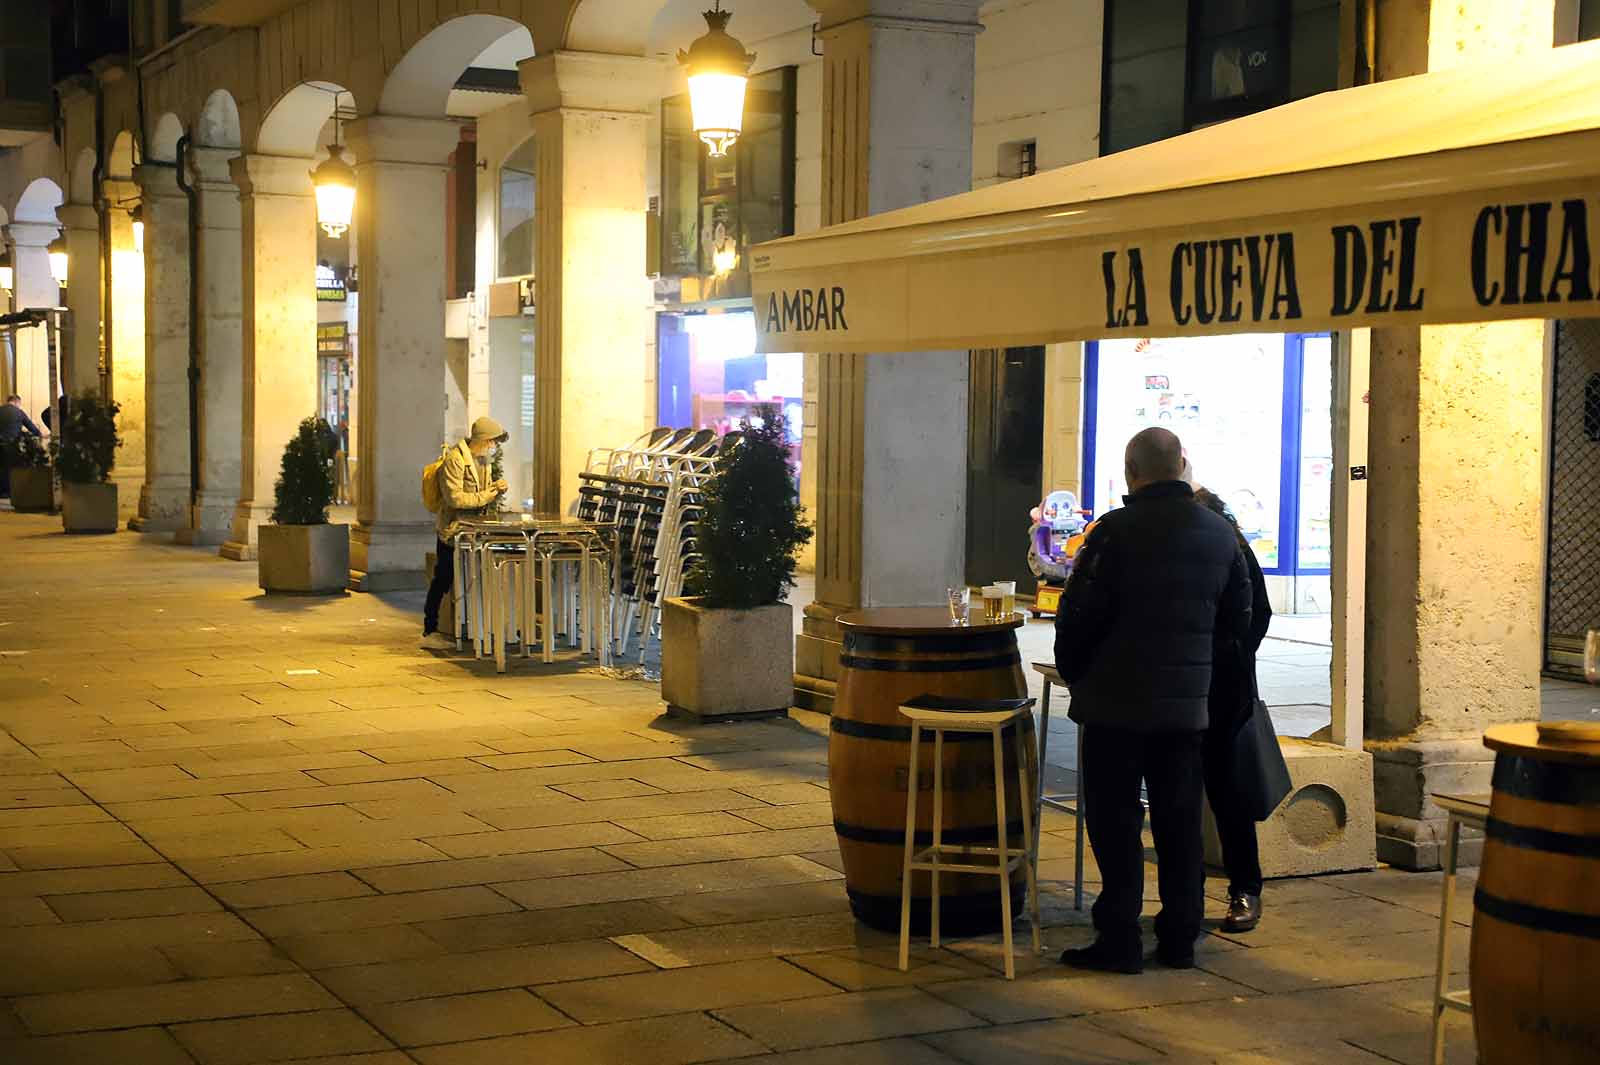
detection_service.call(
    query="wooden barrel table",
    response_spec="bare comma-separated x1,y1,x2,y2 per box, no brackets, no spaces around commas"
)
1472,722,1600,1064
830,607,1037,934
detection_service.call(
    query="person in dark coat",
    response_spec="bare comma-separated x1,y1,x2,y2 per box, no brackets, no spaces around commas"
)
0,394,43,499
1054,427,1253,973
1194,487,1272,933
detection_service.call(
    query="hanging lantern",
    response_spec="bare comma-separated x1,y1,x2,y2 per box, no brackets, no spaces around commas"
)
311,154,355,238
679,3,755,158
311,94,355,238
129,203,145,254
47,233,68,284
0,247,12,292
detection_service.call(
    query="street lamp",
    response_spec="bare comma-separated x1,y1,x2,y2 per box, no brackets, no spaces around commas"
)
679,2,755,158
47,233,68,284
311,94,355,238
129,203,145,254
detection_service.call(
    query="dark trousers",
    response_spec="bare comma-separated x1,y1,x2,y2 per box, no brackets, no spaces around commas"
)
1082,724,1205,955
423,538,453,633
1202,727,1264,897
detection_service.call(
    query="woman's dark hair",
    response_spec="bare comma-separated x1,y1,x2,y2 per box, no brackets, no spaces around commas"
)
1194,486,1240,529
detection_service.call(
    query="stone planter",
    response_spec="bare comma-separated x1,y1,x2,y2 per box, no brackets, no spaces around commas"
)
661,596,793,722
9,468,53,513
259,523,349,595
60,481,118,533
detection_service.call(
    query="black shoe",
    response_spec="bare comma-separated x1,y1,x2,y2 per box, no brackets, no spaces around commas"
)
1221,893,1261,934
1153,944,1196,969
1060,941,1143,975
422,621,437,637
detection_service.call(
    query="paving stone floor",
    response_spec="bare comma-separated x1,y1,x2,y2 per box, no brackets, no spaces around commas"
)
0,509,1530,1063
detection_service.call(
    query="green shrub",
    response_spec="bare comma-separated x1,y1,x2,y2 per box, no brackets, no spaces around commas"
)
51,390,121,484
271,416,336,525
685,404,813,609
2,433,49,470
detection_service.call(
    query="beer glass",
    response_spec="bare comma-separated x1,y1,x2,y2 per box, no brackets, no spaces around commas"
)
947,586,970,624
981,586,1004,622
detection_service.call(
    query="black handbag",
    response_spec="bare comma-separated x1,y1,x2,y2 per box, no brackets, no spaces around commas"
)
1232,696,1293,822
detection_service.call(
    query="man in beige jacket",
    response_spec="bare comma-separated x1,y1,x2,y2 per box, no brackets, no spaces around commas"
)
423,416,509,638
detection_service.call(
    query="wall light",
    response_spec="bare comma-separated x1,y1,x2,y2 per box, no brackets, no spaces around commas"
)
679,2,754,158
0,247,12,292
129,203,145,254
47,234,68,284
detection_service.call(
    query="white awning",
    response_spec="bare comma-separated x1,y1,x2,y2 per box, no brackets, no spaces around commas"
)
751,38,1600,353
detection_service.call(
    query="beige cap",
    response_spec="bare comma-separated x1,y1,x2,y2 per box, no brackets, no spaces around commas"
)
469,416,509,444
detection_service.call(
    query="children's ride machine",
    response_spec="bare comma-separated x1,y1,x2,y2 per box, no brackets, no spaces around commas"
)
1027,491,1092,618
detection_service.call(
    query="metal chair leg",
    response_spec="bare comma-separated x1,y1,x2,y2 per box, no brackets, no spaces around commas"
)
898,722,921,973
992,725,1016,980
1016,720,1042,954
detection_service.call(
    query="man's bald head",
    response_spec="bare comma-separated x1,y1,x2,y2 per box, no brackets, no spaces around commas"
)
1125,427,1185,492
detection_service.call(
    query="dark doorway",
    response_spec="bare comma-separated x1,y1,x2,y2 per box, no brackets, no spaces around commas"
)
967,346,1046,590
1544,320,1600,677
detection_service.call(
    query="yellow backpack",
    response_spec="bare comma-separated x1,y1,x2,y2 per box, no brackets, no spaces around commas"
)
421,446,449,513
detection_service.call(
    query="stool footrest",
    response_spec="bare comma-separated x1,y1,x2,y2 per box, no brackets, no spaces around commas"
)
1438,990,1471,1014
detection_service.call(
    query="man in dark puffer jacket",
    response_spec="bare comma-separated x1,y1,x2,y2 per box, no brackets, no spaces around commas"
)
1055,427,1252,973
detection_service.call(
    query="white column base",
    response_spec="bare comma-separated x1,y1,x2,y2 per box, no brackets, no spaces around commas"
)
175,491,235,546
220,500,271,561
349,520,433,591
129,477,190,533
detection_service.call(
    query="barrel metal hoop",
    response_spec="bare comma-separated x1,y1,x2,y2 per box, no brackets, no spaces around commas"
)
839,652,1022,673
834,818,1026,846
844,630,1017,655
1486,815,1600,859
1475,886,1600,941
829,717,1021,743
1492,753,1600,805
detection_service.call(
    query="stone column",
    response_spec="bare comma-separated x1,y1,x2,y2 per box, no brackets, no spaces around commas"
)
794,1,982,711
176,147,243,546
57,204,102,399
346,116,459,590
106,187,146,522
4,222,59,420
1356,0,1553,868
128,164,191,533
518,51,658,515
221,155,317,561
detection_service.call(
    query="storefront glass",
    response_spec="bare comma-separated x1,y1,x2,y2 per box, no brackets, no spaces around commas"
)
656,309,803,472
498,135,535,279
1085,332,1330,576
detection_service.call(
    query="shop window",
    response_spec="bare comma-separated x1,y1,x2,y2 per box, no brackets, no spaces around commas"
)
656,309,803,477
1101,0,1340,155
1084,332,1332,576
498,135,536,279
659,67,796,286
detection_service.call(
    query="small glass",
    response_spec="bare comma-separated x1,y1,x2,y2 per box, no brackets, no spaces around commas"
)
996,580,1016,618
947,586,970,624
981,585,1004,623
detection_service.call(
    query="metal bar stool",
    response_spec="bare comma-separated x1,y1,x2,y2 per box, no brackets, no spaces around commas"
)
1429,791,1487,1065
897,694,1042,980
1033,662,1086,910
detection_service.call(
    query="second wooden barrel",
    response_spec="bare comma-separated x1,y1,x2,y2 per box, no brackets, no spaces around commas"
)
1472,722,1600,1064
830,608,1037,934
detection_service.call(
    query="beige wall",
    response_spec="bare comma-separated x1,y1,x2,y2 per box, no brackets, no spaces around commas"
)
974,0,1105,188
